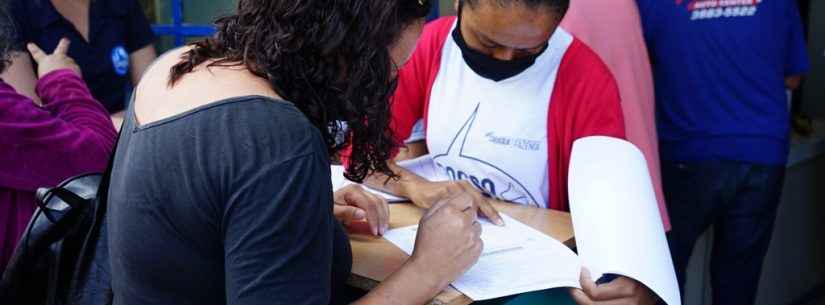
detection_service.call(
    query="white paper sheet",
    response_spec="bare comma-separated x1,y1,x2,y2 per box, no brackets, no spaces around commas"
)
330,165,406,202
382,214,581,301
330,155,447,202
568,136,681,305
358,141,680,303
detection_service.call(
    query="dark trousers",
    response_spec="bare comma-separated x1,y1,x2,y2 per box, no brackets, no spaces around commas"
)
662,160,785,305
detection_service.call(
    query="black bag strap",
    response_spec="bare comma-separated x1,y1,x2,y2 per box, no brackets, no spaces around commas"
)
64,127,123,300
0,127,126,305
35,187,88,223
95,128,120,212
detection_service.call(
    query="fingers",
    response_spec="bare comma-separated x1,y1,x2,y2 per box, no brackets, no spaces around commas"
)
425,192,477,230
595,276,640,300
450,193,478,224
442,192,475,214
456,181,503,226
54,38,71,55
343,186,381,235
570,288,594,305
340,185,390,235
571,288,636,305
364,190,389,235
478,197,504,226
468,227,484,264
423,195,452,218
580,268,598,297
579,269,636,302
373,192,389,235
26,43,46,62
333,205,366,224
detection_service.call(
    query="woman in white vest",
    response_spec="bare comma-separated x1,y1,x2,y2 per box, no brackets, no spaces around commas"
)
347,0,662,304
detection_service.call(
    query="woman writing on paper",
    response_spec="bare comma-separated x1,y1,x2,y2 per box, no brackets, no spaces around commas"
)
348,0,665,304
106,1,485,305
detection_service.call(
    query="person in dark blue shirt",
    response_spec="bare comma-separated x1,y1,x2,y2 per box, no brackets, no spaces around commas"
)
107,1,487,305
6,0,156,126
636,0,810,304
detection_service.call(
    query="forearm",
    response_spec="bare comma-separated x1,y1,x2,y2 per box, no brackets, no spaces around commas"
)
0,70,116,190
363,161,430,207
129,45,157,86
37,70,117,140
394,141,428,162
352,259,446,305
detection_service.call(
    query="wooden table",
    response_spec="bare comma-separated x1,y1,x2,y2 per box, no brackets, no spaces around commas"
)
347,202,576,305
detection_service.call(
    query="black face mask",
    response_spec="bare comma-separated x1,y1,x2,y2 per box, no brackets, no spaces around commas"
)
453,3,547,82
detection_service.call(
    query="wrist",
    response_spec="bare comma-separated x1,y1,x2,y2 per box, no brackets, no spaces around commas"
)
38,69,79,83
39,68,79,80
359,257,447,305
403,256,449,298
35,69,84,103
399,179,431,208
397,178,417,200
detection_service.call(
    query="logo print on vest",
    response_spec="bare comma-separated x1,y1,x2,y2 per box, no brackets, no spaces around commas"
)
111,45,129,76
432,104,540,206
682,0,761,20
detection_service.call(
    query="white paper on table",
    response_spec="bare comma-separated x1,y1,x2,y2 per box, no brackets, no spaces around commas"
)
382,214,582,301
568,136,681,305
381,138,680,303
395,154,449,182
330,155,447,202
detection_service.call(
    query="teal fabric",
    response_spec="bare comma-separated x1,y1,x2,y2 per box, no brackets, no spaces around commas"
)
474,289,576,305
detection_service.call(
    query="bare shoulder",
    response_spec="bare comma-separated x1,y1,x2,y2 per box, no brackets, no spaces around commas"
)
134,46,281,126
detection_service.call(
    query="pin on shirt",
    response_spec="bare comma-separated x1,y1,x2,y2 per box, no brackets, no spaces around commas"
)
111,45,129,76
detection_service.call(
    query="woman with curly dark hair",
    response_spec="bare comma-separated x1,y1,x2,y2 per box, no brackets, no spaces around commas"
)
0,7,116,271
107,1,482,305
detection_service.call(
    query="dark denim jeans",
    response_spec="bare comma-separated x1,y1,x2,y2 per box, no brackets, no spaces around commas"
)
662,160,785,305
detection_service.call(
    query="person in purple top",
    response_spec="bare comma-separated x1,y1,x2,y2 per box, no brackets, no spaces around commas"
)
0,13,117,271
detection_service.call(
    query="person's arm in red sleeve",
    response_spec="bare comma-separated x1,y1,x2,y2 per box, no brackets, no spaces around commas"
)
0,69,117,191
360,18,503,225
548,39,626,212
341,17,458,168
574,73,625,140
341,18,453,167
563,41,626,141
387,36,430,148
556,41,661,305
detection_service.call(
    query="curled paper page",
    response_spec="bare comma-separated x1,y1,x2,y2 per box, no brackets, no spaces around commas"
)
568,136,681,305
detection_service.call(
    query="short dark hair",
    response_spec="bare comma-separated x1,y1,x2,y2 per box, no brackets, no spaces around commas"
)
462,0,569,18
169,0,432,182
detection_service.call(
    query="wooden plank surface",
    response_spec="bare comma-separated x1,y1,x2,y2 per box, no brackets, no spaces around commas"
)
347,202,575,305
